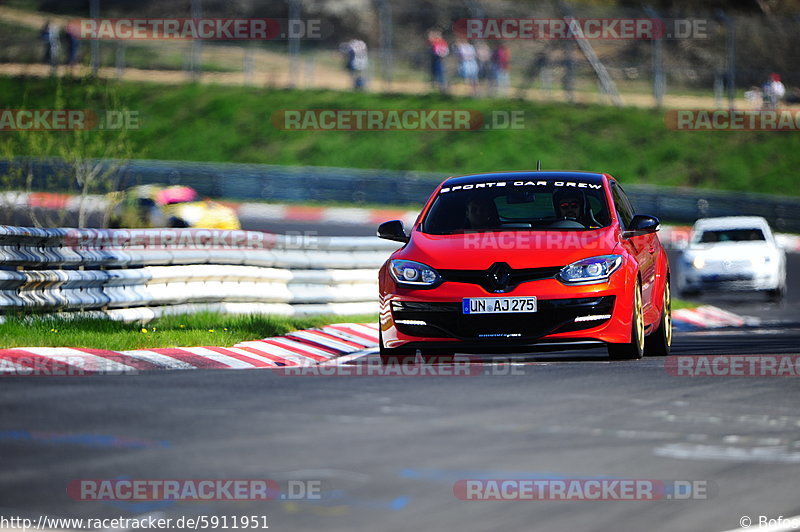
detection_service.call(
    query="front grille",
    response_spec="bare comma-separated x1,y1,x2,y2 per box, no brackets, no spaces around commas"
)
439,265,563,293
392,296,615,340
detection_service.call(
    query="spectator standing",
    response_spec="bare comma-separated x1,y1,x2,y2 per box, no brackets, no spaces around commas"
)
40,20,60,74
475,41,491,91
744,85,763,108
427,30,449,92
64,22,80,71
340,39,368,90
491,43,511,96
763,73,785,108
454,39,478,95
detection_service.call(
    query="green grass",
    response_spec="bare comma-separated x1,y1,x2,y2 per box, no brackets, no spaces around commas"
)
672,299,699,310
2,75,800,196
0,312,377,349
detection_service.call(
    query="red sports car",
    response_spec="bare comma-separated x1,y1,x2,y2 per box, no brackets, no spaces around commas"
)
377,171,671,363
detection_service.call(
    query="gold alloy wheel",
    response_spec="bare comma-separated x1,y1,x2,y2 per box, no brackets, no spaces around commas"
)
635,282,644,355
664,280,672,349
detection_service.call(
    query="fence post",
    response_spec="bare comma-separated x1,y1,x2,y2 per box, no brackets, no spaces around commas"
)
375,0,393,90
716,10,736,109
644,7,665,108
90,0,100,76
189,0,203,81
243,46,254,85
287,0,301,88
115,42,125,79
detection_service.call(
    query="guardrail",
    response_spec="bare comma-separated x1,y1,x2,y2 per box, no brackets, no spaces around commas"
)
0,226,400,322
5,158,800,232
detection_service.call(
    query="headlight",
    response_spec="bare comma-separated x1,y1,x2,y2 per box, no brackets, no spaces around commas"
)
692,256,705,269
558,255,622,284
751,256,771,266
389,259,441,287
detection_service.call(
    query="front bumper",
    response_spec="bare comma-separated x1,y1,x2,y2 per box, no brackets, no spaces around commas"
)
679,267,781,292
392,296,615,340
380,276,633,350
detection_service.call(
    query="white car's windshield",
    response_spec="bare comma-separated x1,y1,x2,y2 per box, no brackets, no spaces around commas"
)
697,228,766,243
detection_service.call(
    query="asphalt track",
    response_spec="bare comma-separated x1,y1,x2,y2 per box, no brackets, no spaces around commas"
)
1,221,800,531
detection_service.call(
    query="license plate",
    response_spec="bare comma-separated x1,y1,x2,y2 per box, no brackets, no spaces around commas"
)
462,297,537,314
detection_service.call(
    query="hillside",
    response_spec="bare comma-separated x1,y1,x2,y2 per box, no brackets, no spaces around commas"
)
2,75,799,196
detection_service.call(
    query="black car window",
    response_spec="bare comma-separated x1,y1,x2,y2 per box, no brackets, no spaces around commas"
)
610,182,635,229
698,229,766,243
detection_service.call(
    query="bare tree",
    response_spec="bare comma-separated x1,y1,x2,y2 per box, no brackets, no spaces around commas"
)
0,78,134,228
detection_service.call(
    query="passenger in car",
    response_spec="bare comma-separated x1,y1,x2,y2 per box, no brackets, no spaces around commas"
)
465,195,500,230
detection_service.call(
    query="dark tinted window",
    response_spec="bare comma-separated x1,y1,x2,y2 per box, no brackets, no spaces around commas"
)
610,182,635,229
698,229,765,243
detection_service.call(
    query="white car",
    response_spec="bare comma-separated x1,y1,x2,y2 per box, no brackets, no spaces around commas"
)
676,216,787,301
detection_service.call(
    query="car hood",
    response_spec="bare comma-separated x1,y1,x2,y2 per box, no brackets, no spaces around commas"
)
396,228,620,270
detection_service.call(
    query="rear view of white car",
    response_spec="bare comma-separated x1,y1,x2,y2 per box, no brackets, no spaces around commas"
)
677,216,787,301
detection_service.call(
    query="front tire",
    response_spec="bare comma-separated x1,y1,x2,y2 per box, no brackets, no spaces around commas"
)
767,284,786,303
608,280,644,360
645,278,672,356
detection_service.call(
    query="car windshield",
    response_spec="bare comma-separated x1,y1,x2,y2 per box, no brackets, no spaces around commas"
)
696,228,766,243
421,181,611,234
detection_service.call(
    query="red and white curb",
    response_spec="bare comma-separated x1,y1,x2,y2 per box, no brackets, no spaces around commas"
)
0,310,761,374
672,305,758,330
0,323,379,375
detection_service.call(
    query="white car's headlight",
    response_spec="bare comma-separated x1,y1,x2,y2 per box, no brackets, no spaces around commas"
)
558,255,622,284
751,256,771,266
389,259,441,287
692,256,705,270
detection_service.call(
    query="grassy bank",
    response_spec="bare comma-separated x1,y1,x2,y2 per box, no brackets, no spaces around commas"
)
2,75,798,196
0,312,377,350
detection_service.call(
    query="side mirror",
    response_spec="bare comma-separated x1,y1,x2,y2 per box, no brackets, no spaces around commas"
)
378,220,409,243
623,214,660,238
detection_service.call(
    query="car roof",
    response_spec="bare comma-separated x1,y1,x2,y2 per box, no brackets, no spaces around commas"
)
693,216,771,231
441,171,606,187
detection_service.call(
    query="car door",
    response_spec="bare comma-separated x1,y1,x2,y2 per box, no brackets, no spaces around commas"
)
611,181,658,321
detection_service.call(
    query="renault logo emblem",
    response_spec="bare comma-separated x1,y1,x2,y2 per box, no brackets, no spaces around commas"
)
487,262,512,292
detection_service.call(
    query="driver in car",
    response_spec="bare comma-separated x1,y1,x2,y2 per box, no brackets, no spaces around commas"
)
553,189,601,228
556,192,581,219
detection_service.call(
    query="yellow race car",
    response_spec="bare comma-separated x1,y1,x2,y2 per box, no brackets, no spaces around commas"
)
109,185,241,230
